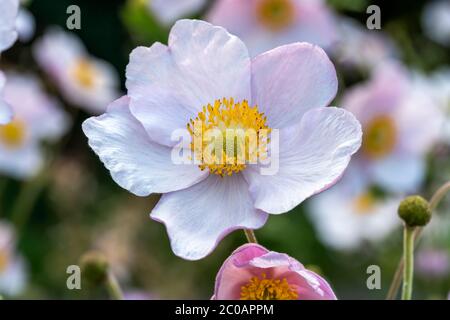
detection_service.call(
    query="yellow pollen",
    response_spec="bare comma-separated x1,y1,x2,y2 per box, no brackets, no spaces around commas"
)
240,273,298,300
353,192,376,214
71,59,96,89
256,0,295,31
0,119,26,149
187,98,271,177
362,115,397,159
0,249,9,273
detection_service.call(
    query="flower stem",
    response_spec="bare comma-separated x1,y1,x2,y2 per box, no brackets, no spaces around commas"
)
105,271,124,300
386,181,450,300
244,229,258,243
401,226,415,300
10,168,50,234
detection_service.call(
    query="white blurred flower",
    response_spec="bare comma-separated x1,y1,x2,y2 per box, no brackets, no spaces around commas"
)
0,221,27,297
33,28,121,114
333,18,397,71
15,8,35,42
412,68,450,144
0,73,70,179
207,0,339,57
343,62,443,193
0,0,19,52
148,0,206,26
422,0,450,47
0,72,13,125
309,170,401,250
0,0,19,124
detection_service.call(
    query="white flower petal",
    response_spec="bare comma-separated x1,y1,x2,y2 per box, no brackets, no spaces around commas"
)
0,0,19,52
151,174,268,260
251,43,337,129
0,143,43,179
82,96,207,196
243,107,362,214
126,19,251,146
0,72,13,125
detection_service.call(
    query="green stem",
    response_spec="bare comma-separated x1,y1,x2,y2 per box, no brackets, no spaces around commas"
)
401,226,415,300
386,181,450,300
105,272,124,300
10,167,50,235
244,229,258,243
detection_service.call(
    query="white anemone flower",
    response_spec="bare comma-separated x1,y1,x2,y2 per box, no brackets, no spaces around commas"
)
0,221,27,297
148,0,206,26
33,28,121,114
83,20,362,260
0,73,70,179
342,62,442,193
207,0,339,57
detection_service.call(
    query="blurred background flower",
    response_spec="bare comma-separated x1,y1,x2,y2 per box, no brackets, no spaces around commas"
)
0,0,449,300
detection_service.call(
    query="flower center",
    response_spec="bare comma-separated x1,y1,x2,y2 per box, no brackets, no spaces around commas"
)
353,191,376,215
187,98,270,177
71,59,96,89
256,0,295,31
0,119,26,149
240,273,298,300
0,248,10,273
362,115,397,159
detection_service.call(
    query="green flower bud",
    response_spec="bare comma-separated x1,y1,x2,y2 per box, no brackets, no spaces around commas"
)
398,195,431,227
80,251,109,286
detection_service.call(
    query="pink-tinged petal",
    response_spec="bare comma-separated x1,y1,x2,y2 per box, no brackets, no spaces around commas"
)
126,19,251,147
0,0,19,52
82,96,207,197
244,107,362,214
370,153,425,193
342,63,410,126
214,243,269,300
214,244,336,300
151,174,268,260
251,43,337,129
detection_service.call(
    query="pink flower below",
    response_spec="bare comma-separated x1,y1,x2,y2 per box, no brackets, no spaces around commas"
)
213,243,336,300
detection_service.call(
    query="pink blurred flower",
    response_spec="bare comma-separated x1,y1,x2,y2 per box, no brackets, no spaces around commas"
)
207,0,338,57
83,20,361,260
213,244,336,300
0,73,70,179
416,249,450,278
342,62,442,193
33,28,121,114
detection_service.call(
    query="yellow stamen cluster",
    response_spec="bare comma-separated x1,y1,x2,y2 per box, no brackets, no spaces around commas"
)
0,120,26,149
240,273,298,300
256,0,295,31
71,59,96,89
0,249,9,273
362,115,397,159
187,98,270,176
353,192,376,214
